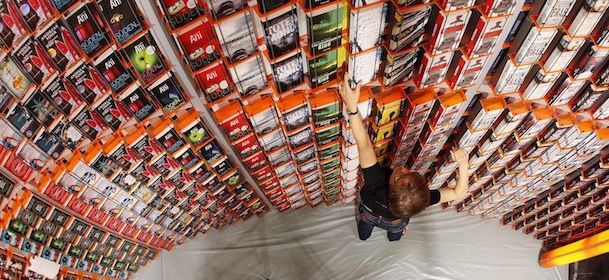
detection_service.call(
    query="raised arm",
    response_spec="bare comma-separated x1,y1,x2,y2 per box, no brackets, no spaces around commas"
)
339,72,377,169
439,148,470,203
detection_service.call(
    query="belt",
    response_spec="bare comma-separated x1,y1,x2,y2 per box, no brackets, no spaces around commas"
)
363,205,401,223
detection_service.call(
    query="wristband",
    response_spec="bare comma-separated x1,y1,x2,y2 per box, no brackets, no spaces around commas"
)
347,108,359,116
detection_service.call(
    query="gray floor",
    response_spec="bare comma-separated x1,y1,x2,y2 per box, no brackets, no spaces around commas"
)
134,204,568,280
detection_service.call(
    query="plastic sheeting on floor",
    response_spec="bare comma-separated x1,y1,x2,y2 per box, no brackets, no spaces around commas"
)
134,204,568,280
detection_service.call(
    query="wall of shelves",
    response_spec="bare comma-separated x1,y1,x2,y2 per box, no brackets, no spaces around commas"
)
0,0,607,277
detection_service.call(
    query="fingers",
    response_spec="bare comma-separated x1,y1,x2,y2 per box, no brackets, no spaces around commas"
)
355,80,362,93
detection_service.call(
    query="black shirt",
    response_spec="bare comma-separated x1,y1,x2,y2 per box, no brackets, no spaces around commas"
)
360,163,441,219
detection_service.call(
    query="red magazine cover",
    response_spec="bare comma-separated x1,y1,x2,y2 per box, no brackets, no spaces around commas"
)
195,62,234,102
12,0,53,32
36,21,82,72
175,20,221,72
12,38,56,85
0,0,27,48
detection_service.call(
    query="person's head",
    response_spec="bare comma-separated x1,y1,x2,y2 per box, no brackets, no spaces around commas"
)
388,167,429,218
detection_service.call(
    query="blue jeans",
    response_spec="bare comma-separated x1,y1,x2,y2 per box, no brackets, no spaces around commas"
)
358,205,409,242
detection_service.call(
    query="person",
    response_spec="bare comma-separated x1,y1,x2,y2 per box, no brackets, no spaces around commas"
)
338,72,470,242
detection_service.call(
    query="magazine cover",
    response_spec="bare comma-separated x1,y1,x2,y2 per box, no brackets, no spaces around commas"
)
148,76,187,114
272,51,303,93
36,21,81,72
64,3,112,57
282,103,309,131
124,33,168,85
12,38,55,85
158,0,205,30
97,0,145,45
214,11,258,63
229,55,267,98
312,48,346,88
94,49,136,94
175,20,221,72
307,5,345,55
263,8,299,59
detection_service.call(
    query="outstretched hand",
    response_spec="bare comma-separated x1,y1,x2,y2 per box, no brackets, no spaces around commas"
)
450,147,469,168
339,72,362,113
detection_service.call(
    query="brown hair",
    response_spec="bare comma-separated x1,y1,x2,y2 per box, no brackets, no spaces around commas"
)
388,173,429,218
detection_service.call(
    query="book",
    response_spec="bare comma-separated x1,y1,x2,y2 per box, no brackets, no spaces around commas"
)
383,48,419,87
124,33,168,85
228,55,267,98
180,119,211,147
94,95,131,131
214,10,258,63
195,62,234,102
49,116,85,150
308,48,345,88
287,126,312,150
65,62,106,105
281,103,309,131
64,3,112,58
262,7,299,59
451,56,487,89
537,0,577,26
388,6,430,52
36,21,81,72
147,75,187,114
22,90,60,126
347,47,382,87
7,105,41,139
465,16,505,58
49,0,77,13
200,139,224,164
41,75,80,115
175,20,221,72
311,99,339,128
514,24,557,64
233,133,260,159
120,84,157,121
0,0,27,48
272,50,304,93
303,0,333,9
0,55,33,98
315,123,340,145
205,0,247,21
93,48,136,94
267,146,290,166
349,3,386,53
157,0,205,30
97,0,145,45
156,127,186,154
307,5,345,55
12,38,55,85
257,0,289,14
248,100,280,135
430,9,471,55
12,0,52,32
258,128,286,152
